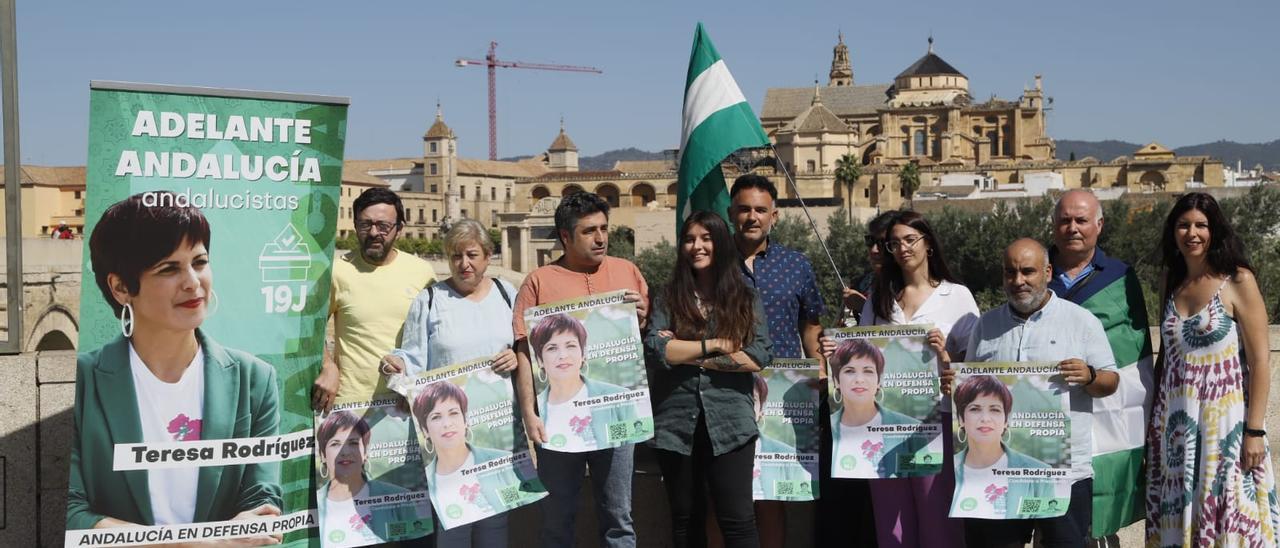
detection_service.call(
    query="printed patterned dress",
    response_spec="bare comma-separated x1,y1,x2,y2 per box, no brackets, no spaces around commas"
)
1146,282,1280,547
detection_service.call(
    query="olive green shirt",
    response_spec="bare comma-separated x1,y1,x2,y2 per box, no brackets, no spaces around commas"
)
644,293,773,456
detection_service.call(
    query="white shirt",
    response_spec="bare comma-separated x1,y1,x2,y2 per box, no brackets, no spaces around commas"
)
322,485,378,548
859,280,980,358
544,384,596,452
393,279,516,373
433,452,486,524
128,343,204,525
966,292,1117,482
954,454,1010,518
836,412,883,477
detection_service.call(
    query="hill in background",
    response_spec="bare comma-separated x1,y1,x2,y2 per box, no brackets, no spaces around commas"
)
1057,139,1279,171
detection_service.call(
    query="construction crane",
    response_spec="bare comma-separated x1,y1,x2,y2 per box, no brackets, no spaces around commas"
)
456,41,602,160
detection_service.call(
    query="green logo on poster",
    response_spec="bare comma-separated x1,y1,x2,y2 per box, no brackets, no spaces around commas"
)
328,530,346,543
447,504,463,519
840,455,856,470
960,498,977,511
550,434,567,448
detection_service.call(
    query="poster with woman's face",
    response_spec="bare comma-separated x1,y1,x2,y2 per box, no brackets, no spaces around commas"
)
949,362,1072,520
399,357,547,530
522,290,654,452
752,359,821,501
65,83,346,546
313,398,433,546
824,325,943,479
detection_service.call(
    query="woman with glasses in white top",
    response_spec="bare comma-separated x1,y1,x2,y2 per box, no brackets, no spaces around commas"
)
825,210,978,548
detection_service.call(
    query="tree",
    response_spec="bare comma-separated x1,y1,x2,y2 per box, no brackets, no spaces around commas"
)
898,162,921,208
607,226,636,261
834,153,862,224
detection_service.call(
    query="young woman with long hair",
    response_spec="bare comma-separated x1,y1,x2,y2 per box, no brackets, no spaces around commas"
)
644,210,773,548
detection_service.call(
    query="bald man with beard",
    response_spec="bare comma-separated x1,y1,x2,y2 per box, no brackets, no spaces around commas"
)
955,239,1120,548
1049,190,1154,547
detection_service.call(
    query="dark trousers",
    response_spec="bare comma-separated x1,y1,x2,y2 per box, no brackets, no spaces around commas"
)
655,415,759,548
815,385,878,547
964,478,1093,548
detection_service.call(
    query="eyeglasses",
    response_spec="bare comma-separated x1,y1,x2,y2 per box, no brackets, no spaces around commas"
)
884,235,925,253
863,235,882,248
355,220,398,234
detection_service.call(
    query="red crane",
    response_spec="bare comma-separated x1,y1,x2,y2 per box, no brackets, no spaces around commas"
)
456,41,602,160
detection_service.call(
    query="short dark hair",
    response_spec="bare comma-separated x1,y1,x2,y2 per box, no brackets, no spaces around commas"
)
412,381,470,429
554,192,609,242
89,191,212,317
830,339,886,379
353,187,405,225
529,313,588,364
866,210,902,241
729,174,778,202
317,410,372,450
953,375,1013,415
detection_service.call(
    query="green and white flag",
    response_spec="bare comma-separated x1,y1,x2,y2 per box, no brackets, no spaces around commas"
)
677,22,769,234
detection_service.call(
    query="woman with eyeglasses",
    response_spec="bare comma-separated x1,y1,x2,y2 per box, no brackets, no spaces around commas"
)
826,210,978,548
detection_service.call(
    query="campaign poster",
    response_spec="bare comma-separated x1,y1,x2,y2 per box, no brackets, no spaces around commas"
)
313,398,433,546
824,325,944,479
949,362,1072,520
66,82,346,547
522,290,653,452
395,357,548,529
752,359,821,502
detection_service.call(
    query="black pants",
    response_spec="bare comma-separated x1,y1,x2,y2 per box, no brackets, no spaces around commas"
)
815,384,878,547
655,415,759,548
964,478,1093,548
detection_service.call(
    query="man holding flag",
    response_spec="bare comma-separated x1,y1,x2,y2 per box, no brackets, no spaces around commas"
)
1048,189,1153,547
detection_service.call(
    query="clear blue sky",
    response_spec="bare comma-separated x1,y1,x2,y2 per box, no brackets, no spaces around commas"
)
10,0,1278,165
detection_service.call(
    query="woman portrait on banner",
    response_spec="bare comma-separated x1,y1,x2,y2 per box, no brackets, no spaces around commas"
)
65,192,282,537
380,219,520,547
751,374,812,500
827,339,923,478
950,375,1052,520
412,382,524,528
823,210,978,548
644,210,773,548
529,312,633,452
317,410,423,547
1146,192,1279,546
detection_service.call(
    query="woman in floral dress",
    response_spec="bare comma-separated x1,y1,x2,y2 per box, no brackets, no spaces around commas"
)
1147,192,1279,547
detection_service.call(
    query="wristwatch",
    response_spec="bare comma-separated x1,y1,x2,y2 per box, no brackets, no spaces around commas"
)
1084,365,1097,386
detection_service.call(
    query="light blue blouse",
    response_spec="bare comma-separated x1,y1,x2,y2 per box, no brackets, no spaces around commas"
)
392,278,517,373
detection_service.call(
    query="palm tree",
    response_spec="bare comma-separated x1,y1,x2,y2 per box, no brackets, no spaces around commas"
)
898,161,921,209
834,153,862,223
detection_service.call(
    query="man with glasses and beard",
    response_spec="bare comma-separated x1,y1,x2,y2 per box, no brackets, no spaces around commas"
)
313,188,437,410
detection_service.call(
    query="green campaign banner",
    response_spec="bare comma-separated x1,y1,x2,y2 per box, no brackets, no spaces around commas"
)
66,82,347,547
949,362,1072,520
751,359,821,502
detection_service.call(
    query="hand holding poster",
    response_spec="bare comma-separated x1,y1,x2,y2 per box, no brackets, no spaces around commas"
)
523,290,653,452
824,325,944,479
395,358,548,529
752,359,821,502
949,362,1072,520
313,398,433,546
66,82,346,547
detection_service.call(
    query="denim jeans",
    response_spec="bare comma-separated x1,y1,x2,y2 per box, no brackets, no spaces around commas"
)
536,444,636,548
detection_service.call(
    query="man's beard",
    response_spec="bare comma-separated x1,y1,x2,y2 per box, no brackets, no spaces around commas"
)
360,236,394,263
1007,285,1047,315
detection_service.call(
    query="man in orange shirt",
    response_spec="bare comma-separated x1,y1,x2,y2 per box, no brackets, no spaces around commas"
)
513,192,649,548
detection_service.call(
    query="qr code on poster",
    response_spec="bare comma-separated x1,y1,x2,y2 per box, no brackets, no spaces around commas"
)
607,422,629,442
387,521,407,539
774,481,795,496
499,484,521,507
1017,497,1042,515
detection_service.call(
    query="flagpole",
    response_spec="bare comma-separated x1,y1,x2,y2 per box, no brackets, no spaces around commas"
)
766,143,848,293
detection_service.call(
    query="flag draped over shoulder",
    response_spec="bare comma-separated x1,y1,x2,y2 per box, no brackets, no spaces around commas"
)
1048,248,1154,537
676,23,769,235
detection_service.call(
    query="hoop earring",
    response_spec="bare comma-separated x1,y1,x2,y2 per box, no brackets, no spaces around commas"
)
537,366,548,384
319,462,329,479
1002,427,1011,445
875,388,884,404
581,360,589,377
206,289,220,317
422,437,435,455
120,303,135,338
833,385,842,404
957,427,967,444
926,248,934,257
465,428,474,445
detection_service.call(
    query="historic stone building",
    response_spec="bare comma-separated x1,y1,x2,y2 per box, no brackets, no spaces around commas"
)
761,35,1222,209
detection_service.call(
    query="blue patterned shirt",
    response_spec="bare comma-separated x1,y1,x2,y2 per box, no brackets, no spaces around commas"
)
739,241,825,359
